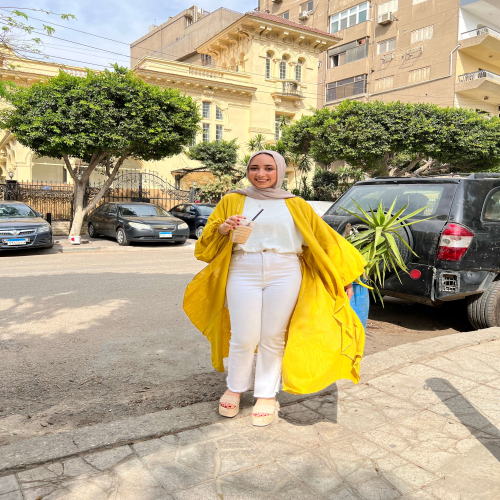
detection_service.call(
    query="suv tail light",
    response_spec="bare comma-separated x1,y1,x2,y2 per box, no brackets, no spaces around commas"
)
437,223,474,261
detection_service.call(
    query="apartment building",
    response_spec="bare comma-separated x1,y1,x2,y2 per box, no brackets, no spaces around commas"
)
260,0,500,116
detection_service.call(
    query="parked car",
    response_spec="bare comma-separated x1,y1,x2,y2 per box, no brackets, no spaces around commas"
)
0,201,53,251
87,202,189,246
322,173,500,329
170,203,216,239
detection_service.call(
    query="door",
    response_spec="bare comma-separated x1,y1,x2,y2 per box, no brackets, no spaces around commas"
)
183,205,197,233
93,204,107,232
102,204,118,236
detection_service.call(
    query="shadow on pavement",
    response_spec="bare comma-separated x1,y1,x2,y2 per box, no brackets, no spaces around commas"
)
425,377,500,462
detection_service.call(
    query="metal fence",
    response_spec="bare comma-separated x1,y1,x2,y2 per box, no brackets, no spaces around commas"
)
0,171,192,221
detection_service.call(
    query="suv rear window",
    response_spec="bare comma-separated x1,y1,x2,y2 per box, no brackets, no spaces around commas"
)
483,189,500,221
328,184,449,219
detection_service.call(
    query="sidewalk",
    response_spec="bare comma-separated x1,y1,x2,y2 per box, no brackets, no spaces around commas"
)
1,328,500,499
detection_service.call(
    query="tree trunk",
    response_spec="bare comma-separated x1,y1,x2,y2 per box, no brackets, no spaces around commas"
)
69,180,87,237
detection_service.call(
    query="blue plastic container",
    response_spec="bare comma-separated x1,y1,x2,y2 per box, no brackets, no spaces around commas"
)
349,281,369,331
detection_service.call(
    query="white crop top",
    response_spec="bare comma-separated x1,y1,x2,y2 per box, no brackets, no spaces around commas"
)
233,197,306,254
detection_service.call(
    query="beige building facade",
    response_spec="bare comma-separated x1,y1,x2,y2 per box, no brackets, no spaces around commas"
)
261,0,500,117
0,10,339,190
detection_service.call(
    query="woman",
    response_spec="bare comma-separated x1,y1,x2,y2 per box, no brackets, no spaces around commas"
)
183,151,366,427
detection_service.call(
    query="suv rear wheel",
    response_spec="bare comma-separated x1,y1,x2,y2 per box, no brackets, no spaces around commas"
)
467,281,500,329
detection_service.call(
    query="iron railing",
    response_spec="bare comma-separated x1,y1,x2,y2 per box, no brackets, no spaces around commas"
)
458,69,500,83
461,26,500,40
280,81,303,97
0,171,192,221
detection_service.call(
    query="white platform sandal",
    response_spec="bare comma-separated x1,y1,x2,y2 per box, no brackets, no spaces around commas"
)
219,394,240,418
252,400,279,427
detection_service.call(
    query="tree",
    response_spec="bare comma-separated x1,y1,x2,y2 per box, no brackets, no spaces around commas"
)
283,100,500,176
1,65,200,235
0,8,75,96
187,139,245,202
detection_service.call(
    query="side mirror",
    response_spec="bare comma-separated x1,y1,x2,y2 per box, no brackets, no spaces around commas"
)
37,212,43,217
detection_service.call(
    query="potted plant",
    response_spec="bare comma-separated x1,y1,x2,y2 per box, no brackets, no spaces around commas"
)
341,198,431,327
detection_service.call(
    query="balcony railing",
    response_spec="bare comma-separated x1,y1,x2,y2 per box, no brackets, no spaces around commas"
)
280,81,302,97
461,26,500,40
458,69,500,83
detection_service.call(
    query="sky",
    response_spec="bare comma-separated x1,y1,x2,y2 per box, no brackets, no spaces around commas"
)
8,0,257,70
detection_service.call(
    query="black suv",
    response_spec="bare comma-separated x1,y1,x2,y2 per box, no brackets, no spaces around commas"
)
170,203,215,239
322,174,500,329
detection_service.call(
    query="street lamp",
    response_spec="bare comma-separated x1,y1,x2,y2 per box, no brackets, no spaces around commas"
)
8,170,14,179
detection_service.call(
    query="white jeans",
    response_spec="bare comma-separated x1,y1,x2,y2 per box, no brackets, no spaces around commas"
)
226,251,302,398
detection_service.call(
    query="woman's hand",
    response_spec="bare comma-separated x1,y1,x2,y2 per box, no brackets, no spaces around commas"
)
344,283,353,300
218,215,246,235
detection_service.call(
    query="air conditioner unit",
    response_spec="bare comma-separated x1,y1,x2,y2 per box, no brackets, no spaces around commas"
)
299,11,310,20
378,12,392,25
380,53,394,62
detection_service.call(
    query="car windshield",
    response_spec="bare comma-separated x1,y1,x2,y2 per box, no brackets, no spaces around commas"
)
119,205,171,217
0,204,37,218
197,206,215,216
328,184,447,218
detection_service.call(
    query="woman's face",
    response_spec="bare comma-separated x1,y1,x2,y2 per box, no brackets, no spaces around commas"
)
247,154,278,190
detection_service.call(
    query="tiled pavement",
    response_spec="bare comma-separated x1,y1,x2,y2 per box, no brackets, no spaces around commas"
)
1,331,500,499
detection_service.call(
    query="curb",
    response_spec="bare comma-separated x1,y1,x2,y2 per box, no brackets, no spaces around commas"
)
1,327,499,475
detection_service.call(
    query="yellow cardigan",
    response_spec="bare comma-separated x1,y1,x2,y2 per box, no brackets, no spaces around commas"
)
183,193,367,395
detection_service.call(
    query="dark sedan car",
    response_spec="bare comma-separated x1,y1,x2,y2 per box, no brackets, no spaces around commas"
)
0,201,53,251
170,203,216,239
87,202,189,246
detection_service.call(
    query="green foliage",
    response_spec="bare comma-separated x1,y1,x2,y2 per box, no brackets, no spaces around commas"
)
1,66,200,164
284,100,500,175
312,168,339,201
343,198,430,302
0,8,75,58
197,174,244,203
187,139,241,178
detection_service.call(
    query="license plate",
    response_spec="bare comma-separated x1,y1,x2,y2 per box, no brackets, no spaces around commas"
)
159,232,172,238
6,238,29,245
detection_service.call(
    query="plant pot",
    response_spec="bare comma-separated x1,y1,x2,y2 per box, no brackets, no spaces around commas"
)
349,281,369,331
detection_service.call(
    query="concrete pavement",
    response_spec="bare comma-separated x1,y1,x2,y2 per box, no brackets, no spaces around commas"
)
1,328,500,499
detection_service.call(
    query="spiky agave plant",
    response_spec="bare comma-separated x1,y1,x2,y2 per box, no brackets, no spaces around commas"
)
342,198,431,303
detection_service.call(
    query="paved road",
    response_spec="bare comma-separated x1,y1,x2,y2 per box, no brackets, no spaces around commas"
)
0,241,471,447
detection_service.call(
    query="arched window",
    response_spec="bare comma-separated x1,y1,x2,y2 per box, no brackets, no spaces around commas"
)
265,51,272,79
216,106,223,120
280,55,287,79
295,60,303,82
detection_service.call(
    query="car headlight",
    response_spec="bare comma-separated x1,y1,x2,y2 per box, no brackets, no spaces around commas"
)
178,223,188,230
129,222,152,230
37,224,51,234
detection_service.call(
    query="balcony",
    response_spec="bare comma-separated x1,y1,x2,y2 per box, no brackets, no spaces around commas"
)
460,26,500,66
271,80,304,105
456,69,500,100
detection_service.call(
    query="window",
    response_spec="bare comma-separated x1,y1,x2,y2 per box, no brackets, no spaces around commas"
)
280,55,287,79
265,51,272,79
330,2,369,33
216,106,223,120
300,1,314,13
275,115,282,140
378,0,397,16
216,124,223,142
201,54,212,66
186,16,193,26
295,60,303,82
411,25,433,44
329,38,369,68
374,76,394,91
202,102,210,119
279,11,290,20
483,189,500,221
409,66,430,83
202,123,210,142
377,37,396,54
326,75,366,101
